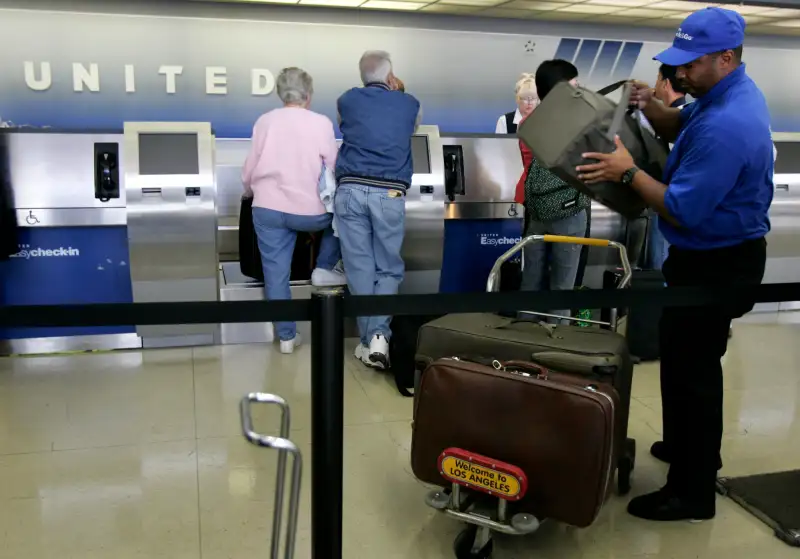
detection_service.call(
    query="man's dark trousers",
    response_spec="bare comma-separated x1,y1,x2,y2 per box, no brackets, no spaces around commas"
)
659,237,767,506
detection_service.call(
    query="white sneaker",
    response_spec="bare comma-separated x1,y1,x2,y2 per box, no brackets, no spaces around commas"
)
279,334,302,354
354,343,370,363
311,263,346,287
367,334,390,370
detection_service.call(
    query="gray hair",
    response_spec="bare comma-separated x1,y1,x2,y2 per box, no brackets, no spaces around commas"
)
359,50,392,85
276,67,313,105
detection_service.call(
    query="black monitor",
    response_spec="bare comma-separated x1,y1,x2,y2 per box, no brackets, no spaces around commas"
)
138,133,200,175
774,141,800,175
411,135,431,174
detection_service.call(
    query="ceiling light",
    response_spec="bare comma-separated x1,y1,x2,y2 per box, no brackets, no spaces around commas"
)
762,17,800,27
481,7,535,17
585,0,653,6
756,8,800,17
232,0,300,3
504,0,568,9
649,1,713,10
360,0,426,8
591,14,645,22
556,4,622,13
421,3,483,11
617,7,680,16
715,3,777,15
439,0,506,5
300,0,363,5
660,10,692,19
640,17,685,27
529,10,593,18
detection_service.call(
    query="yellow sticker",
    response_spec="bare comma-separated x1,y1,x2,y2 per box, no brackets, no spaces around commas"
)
440,456,521,499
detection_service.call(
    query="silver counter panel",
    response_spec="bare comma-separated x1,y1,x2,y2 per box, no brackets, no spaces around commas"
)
7,132,127,230
8,132,127,210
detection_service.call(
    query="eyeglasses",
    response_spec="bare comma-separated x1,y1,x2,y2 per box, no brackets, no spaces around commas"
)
519,97,538,105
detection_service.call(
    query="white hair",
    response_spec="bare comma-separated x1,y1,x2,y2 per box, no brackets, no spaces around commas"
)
515,73,537,99
359,50,392,85
276,67,313,105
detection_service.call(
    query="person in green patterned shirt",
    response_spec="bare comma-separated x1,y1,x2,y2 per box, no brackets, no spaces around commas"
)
518,60,590,324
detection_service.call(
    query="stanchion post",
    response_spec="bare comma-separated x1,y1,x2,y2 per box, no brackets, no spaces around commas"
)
310,289,345,559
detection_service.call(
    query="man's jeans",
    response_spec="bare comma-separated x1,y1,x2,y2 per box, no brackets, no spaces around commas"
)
335,183,405,344
520,210,587,323
252,207,340,341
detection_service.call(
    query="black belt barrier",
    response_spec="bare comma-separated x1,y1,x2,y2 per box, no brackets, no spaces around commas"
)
4,282,800,559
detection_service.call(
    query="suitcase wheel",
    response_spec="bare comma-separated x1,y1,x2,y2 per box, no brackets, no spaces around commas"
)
617,438,636,496
454,525,493,559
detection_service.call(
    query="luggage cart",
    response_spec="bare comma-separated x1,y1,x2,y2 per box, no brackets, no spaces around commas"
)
422,234,635,558
489,234,636,495
240,393,303,559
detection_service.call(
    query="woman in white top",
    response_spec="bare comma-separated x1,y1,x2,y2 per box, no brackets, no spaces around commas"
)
495,73,539,134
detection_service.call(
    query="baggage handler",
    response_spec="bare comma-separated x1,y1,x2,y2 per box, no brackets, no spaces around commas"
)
335,50,422,369
576,7,772,522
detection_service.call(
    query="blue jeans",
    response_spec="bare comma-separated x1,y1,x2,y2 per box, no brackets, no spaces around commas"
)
252,207,341,341
648,215,670,270
521,209,587,323
334,183,405,344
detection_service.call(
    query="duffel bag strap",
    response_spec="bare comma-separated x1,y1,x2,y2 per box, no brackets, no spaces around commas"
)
606,82,634,142
597,80,628,96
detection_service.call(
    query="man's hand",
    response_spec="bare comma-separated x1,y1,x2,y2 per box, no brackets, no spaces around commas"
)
576,136,636,184
629,80,653,110
392,77,405,92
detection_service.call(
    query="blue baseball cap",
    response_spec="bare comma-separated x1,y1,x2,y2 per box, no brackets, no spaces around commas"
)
654,7,746,67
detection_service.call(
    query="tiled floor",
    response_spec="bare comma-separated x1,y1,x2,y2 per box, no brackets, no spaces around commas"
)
1,314,799,558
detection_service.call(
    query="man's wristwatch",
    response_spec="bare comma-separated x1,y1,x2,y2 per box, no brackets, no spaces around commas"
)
621,166,640,186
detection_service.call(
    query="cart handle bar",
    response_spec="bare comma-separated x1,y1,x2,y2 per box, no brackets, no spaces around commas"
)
486,234,632,293
240,393,303,559
542,234,610,247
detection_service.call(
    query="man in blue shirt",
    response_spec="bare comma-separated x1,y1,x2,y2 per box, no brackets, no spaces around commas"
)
335,50,421,369
577,7,772,522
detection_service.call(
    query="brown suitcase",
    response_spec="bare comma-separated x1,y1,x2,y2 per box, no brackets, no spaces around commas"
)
413,235,636,493
411,357,618,528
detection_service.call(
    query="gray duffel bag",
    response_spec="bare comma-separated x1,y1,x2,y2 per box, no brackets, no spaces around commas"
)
517,80,668,220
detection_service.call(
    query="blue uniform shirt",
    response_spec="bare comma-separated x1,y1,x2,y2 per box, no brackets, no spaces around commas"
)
659,64,774,250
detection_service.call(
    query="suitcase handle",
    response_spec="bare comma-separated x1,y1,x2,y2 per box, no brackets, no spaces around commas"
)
503,360,552,378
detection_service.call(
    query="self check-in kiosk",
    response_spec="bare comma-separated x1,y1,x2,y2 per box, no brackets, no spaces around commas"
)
124,122,219,348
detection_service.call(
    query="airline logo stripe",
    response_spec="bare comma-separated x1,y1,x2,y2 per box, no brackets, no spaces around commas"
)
555,38,644,83
573,39,602,77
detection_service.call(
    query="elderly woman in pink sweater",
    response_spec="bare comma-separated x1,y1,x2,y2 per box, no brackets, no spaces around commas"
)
242,67,344,354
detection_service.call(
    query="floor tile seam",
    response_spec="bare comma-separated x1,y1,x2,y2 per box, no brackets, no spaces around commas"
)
191,346,205,559
0,435,198,457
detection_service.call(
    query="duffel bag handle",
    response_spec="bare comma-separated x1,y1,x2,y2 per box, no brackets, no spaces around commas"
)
606,81,634,142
